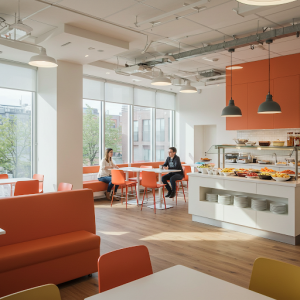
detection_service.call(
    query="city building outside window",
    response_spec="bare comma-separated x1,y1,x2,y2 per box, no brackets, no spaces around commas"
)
105,102,129,164
133,120,138,142
142,119,150,142
0,88,33,178
156,118,165,142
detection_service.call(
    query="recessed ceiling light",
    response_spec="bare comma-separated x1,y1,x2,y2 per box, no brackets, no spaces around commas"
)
85,55,89,57
202,57,219,62
237,0,295,5
106,72,110,74
226,66,243,70
150,21,161,25
133,79,141,82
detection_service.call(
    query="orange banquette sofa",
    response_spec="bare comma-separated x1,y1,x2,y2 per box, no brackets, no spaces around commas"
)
0,189,100,297
83,162,168,193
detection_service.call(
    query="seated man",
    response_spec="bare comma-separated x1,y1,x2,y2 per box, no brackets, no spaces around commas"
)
161,147,184,198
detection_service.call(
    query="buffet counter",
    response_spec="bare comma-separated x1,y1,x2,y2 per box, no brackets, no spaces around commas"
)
188,173,300,245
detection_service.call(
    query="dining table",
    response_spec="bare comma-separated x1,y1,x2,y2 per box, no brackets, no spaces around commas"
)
118,167,181,209
0,178,37,197
85,265,273,300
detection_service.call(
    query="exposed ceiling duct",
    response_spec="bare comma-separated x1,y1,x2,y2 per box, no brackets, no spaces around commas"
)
143,23,300,67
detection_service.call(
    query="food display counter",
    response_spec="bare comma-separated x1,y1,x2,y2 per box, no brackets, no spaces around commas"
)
188,173,300,245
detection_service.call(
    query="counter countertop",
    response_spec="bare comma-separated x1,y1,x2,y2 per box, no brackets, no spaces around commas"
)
188,172,300,187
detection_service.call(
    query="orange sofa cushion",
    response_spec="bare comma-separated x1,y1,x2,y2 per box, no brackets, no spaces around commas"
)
83,166,100,174
83,180,108,192
0,230,100,273
0,189,96,247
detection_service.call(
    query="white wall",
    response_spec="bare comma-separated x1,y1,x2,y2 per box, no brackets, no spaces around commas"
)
176,85,237,164
37,61,83,192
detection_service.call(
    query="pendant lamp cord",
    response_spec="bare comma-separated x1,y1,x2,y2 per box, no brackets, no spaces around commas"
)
268,42,270,94
231,50,232,99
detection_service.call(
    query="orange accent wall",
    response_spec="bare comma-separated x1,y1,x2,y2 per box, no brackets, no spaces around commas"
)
226,53,300,130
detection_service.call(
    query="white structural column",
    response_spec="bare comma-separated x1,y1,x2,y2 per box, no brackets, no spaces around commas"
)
37,60,83,192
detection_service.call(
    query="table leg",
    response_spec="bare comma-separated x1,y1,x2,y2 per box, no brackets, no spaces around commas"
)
147,173,173,210
127,171,144,205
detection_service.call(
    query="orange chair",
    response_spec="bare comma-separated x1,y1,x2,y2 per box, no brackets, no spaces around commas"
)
57,182,73,191
141,171,166,214
14,180,39,196
111,170,138,209
128,165,153,198
33,174,44,193
0,174,8,179
167,167,190,204
97,245,153,293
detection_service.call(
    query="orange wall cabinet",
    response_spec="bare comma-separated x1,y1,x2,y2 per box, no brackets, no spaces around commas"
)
226,83,248,130
247,80,274,130
226,53,300,130
273,75,300,129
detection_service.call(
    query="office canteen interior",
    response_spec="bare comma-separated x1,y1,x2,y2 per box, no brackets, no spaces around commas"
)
2,0,300,299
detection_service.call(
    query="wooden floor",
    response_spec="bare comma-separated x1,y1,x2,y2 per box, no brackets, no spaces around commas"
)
59,190,300,300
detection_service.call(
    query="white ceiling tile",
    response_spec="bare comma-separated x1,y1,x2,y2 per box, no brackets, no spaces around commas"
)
261,5,300,25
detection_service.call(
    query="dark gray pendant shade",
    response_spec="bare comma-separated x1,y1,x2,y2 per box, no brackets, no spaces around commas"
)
221,48,242,117
258,93,281,114
221,98,242,117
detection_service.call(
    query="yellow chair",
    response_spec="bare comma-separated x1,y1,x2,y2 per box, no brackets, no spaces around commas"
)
249,257,300,300
0,284,61,300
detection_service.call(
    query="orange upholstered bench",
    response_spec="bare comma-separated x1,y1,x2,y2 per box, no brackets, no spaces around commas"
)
0,189,100,297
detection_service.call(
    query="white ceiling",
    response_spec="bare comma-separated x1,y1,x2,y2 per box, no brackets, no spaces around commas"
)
0,0,299,91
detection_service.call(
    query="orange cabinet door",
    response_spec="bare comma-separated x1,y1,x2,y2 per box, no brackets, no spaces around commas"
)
247,80,274,130
273,75,300,128
226,83,248,130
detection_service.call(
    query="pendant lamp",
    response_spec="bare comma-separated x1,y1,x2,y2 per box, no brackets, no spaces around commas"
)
237,0,295,6
257,40,281,114
180,80,197,93
221,49,242,117
29,47,58,68
151,70,171,86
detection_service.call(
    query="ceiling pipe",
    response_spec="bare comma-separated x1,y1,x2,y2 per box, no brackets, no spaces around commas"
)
142,23,300,67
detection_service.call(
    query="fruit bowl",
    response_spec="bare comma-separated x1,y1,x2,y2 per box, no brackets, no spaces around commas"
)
259,174,272,180
272,176,290,182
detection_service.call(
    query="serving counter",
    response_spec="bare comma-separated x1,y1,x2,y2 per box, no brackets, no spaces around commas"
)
188,173,300,245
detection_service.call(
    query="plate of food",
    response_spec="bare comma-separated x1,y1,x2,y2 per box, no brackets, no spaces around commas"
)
272,173,290,181
201,157,211,162
260,167,276,174
246,172,259,179
259,172,273,180
237,172,248,177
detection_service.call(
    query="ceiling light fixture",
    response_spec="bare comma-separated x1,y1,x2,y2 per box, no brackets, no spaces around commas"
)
29,47,58,68
221,49,242,117
258,39,282,114
85,55,89,57
226,66,243,70
237,0,295,5
180,80,197,93
151,70,172,86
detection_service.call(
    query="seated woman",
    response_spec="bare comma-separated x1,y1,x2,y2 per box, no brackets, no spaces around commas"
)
98,148,119,200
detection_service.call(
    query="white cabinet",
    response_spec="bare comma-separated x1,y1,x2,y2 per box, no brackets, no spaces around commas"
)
224,206,256,228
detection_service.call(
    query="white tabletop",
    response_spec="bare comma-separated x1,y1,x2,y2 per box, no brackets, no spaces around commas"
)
118,167,181,174
0,178,35,185
0,228,6,235
86,265,272,300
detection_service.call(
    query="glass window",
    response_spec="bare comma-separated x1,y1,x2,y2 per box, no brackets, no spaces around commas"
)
133,120,138,142
0,88,33,178
105,102,129,164
156,118,165,142
83,99,101,166
156,108,173,162
142,120,150,142
133,106,152,162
